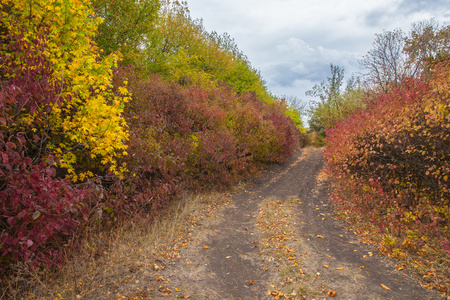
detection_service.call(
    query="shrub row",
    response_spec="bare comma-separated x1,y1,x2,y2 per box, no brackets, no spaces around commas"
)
108,69,301,214
324,61,450,261
1,40,302,268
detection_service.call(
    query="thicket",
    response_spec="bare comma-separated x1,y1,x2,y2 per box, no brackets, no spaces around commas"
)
322,21,450,291
0,0,302,270
108,68,300,215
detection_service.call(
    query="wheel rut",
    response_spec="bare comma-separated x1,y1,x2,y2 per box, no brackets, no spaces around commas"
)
162,148,441,299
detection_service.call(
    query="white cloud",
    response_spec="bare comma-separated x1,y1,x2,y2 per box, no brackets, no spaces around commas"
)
292,62,309,75
277,38,314,56
187,0,450,100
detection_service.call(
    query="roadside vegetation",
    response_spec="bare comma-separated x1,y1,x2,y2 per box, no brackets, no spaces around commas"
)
307,19,450,293
0,0,303,297
1,0,449,297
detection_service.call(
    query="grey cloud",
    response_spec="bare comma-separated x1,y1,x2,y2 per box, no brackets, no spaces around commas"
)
397,0,450,15
364,9,391,27
261,36,361,91
265,60,332,88
364,0,450,28
188,0,450,106
265,64,303,87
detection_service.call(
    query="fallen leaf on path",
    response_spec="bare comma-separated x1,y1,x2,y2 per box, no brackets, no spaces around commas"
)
324,265,329,269
381,284,390,290
269,290,284,299
203,246,209,249
317,235,324,238
248,280,255,285
335,268,344,270
360,266,365,269
327,290,337,297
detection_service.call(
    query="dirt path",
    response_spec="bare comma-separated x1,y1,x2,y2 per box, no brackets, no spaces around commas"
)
153,148,442,299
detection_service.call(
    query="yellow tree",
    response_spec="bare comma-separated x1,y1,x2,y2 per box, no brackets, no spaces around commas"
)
0,0,129,181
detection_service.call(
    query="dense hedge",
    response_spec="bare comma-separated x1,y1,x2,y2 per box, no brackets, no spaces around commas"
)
107,69,301,214
0,0,303,270
324,61,450,259
0,47,301,268
0,35,98,267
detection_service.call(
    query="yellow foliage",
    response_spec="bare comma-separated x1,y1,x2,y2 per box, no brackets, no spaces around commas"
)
1,0,129,180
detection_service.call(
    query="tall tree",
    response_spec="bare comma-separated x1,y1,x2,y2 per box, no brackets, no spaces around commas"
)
92,0,161,66
359,29,413,92
141,1,274,103
404,19,450,76
360,20,450,93
307,64,365,142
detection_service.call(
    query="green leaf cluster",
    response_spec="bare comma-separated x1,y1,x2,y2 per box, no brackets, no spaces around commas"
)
307,64,365,144
92,0,161,65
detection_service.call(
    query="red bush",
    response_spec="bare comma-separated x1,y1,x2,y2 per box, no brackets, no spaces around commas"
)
324,67,449,265
0,143,90,267
0,34,98,268
109,69,300,214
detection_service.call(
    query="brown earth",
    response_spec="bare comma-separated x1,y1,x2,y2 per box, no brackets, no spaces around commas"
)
101,147,444,299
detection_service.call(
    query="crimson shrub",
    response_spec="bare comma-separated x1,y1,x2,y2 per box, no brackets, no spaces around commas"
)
324,64,449,262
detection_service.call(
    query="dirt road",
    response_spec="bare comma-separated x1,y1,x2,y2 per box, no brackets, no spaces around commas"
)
152,148,442,299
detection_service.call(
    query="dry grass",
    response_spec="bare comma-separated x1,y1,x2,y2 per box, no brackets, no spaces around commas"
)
1,192,226,300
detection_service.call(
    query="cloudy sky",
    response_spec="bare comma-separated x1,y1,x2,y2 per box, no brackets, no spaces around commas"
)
187,0,450,105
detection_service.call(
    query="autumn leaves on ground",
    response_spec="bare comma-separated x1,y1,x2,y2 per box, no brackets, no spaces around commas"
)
1,0,449,299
